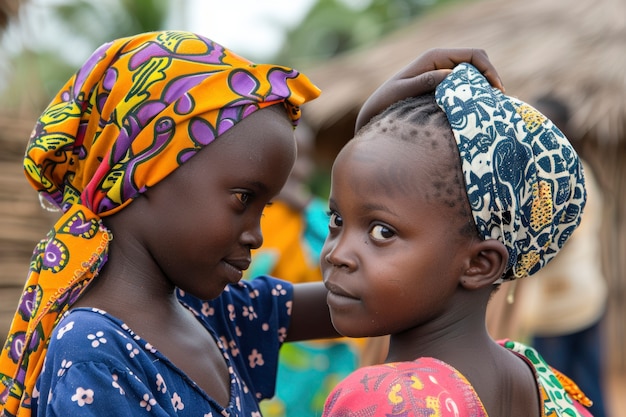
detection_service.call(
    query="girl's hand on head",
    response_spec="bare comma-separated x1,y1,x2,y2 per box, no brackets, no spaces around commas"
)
355,48,504,132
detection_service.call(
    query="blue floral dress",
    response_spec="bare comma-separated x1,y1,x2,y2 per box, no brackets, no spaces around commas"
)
32,276,293,416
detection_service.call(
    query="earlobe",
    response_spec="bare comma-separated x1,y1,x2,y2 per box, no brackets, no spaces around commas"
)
460,239,509,290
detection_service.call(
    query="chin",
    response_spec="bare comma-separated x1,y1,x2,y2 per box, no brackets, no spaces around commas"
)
332,320,373,339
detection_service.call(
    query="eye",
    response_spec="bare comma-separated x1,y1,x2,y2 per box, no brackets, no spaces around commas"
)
369,224,395,241
328,211,343,228
234,191,251,207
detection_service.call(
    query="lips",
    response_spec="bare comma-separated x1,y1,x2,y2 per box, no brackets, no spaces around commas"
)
325,281,360,309
222,258,251,283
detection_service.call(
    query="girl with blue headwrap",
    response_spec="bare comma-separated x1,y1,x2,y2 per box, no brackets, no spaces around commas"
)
321,61,593,416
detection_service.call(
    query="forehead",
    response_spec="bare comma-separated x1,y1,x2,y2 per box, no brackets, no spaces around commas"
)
332,132,428,200
180,105,296,183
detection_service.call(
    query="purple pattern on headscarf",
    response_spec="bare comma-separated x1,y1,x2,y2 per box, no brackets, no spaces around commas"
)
105,116,176,211
230,70,262,101
189,118,217,146
17,286,40,321
175,93,195,115
50,285,84,312
128,37,226,71
8,333,25,362
265,68,298,102
73,41,113,100
165,73,212,106
41,239,66,271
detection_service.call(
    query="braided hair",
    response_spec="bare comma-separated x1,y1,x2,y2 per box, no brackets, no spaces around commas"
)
358,94,479,240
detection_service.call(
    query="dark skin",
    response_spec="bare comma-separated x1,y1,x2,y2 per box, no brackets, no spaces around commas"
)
290,47,506,340
322,122,541,416
73,106,335,407
73,49,504,408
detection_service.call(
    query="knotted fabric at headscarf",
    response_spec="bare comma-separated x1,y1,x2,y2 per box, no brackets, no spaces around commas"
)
435,63,586,282
0,30,320,416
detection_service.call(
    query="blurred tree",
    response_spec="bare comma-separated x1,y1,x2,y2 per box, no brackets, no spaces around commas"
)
272,0,452,68
0,0,168,113
51,0,169,49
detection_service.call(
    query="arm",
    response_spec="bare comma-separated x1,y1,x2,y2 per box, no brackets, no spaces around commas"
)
355,48,504,132
287,281,339,342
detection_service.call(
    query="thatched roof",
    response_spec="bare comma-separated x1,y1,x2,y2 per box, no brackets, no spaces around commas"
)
303,0,626,162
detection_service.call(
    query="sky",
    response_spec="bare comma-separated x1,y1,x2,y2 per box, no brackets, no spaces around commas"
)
0,0,318,66
181,0,317,60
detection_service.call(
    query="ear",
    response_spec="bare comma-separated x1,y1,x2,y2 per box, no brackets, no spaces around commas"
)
460,239,509,290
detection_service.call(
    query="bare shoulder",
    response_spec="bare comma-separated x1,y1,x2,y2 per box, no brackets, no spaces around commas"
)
490,345,543,417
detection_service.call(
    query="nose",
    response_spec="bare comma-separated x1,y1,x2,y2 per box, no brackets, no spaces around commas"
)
322,235,356,271
240,220,263,250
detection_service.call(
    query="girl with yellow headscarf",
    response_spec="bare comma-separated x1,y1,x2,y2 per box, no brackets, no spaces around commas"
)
0,30,322,416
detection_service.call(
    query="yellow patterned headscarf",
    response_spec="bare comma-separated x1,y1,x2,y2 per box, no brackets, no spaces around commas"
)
0,30,320,416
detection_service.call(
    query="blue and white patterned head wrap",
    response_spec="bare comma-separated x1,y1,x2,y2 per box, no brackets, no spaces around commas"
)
435,63,586,282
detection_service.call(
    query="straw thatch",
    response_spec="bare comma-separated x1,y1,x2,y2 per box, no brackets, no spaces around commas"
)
304,0,625,161
302,0,626,371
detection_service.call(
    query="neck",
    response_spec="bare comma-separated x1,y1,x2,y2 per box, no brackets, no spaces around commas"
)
73,241,181,319
386,286,495,365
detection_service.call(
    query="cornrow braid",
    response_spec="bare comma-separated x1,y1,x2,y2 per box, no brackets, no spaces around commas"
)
359,94,479,240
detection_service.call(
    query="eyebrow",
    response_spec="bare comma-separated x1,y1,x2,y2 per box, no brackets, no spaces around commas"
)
362,202,400,218
243,179,269,194
328,198,400,218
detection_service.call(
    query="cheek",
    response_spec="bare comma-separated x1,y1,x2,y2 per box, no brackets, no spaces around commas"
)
320,240,331,268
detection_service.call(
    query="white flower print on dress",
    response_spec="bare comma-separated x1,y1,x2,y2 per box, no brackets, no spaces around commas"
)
111,373,125,395
271,284,287,297
126,343,140,358
278,327,287,343
242,306,257,320
228,339,240,357
87,331,107,347
201,302,214,316
71,387,94,406
171,392,185,411
56,321,74,339
156,373,167,393
57,359,72,377
140,393,157,411
247,349,264,368
220,336,240,357
227,304,236,321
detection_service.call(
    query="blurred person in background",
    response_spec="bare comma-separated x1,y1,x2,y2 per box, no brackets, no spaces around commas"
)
522,95,608,417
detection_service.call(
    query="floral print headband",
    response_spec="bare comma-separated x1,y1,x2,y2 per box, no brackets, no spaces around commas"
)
435,63,586,282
